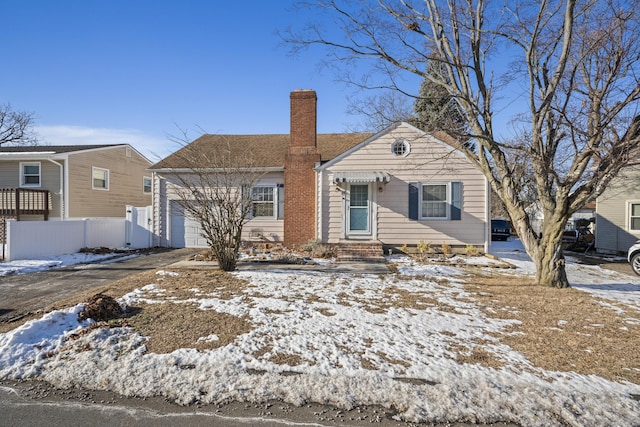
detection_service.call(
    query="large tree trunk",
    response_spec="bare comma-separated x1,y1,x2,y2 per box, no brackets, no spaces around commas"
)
534,242,569,288
518,217,571,288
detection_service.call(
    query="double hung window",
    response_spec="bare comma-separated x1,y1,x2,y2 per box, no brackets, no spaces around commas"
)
408,181,462,221
20,162,41,187
92,167,109,190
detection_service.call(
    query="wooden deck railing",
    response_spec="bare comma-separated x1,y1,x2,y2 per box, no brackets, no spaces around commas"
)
0,188,50,220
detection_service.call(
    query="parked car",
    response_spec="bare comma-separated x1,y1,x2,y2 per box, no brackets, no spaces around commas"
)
628,241,640,275
491,219,511,241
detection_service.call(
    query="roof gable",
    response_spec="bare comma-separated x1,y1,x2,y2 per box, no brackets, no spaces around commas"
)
316,122,467,171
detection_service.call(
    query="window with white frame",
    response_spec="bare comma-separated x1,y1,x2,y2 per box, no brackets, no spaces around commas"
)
20,162,41,187
421,183,448,219
143,176,152,194
408,181,461,221
251,186,275,218
630,203,640,231
92,167,109,190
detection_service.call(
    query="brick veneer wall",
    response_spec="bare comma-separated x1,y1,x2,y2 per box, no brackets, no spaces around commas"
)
284,90,321,247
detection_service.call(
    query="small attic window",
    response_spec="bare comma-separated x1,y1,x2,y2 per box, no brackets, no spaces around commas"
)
391,139,410,157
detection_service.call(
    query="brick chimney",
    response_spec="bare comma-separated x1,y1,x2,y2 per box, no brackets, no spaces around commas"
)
284,90,321,247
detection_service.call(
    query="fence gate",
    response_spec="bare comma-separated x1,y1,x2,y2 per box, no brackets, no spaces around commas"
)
125,205,153,249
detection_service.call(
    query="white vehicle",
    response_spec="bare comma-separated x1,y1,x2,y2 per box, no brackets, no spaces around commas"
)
628,241,640,276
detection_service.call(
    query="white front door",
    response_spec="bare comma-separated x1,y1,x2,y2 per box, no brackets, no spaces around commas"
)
347,184,371,237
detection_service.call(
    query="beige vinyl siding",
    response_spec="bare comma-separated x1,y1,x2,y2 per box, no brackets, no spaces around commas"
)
596,167,640,254
152,172,167,247
319,123,487,245
67,146,152,218
0,160,64,219
155,171,284,247
243,172,285,243
0,162,20,187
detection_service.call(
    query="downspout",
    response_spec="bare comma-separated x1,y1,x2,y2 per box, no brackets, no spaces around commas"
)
316,166,322,241
46,159,64,220
485,177,490,254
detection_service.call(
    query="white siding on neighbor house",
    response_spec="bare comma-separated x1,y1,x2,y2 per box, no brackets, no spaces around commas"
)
154,171,285,248
596,167,640,254
318,123,487,246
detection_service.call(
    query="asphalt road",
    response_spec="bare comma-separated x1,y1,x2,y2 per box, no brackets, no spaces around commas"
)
0,248,198,324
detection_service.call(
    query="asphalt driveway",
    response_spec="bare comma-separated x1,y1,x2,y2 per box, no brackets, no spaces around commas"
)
0,248,198,324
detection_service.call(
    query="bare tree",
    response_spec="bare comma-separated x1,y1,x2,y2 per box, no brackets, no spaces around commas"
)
160,132,268,271
285,0,640,288
346,90,414,132
0,104,36,146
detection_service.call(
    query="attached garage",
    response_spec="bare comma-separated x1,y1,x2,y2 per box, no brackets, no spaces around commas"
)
170,201,208,248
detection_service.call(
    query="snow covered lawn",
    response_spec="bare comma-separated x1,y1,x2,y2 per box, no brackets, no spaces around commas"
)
1,240,639,426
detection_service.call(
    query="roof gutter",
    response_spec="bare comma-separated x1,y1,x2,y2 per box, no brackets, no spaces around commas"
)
0,152,57,161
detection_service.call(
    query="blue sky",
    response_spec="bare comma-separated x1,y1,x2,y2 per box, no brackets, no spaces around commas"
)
1,1,372,161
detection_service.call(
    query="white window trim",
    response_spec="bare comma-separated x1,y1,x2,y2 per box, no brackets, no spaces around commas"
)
250,185,278,220
143,176,152,194
420,182,450,220
20,161,41,187
628,200,640,233
92,167,110,190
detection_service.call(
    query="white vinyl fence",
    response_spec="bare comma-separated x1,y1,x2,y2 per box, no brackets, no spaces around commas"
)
3,206,153,261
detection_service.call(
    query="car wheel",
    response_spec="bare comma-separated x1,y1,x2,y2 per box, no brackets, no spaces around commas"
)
632,253,640,276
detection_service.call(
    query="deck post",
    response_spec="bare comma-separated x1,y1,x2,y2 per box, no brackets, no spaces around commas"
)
15,190,20,221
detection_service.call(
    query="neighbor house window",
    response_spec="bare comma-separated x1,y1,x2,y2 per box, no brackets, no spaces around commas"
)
92,167,109,190
422,183,448,219
143,177,152,194
251,186,275,218
630,203,640,231
20,162,41,187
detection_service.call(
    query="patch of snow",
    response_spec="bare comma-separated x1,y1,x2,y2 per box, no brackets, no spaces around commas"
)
0,252,138,276
1,239,639,425
156,270,180,277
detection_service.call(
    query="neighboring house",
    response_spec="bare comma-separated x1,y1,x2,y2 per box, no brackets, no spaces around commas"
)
596,166,640,254
149,90,490,252
0,144,152,221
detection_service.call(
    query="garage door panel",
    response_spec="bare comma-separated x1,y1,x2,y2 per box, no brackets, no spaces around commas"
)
170,202,208,248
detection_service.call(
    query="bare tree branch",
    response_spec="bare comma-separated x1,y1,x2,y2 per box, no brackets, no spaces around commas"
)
0,104,37,146
160,129,269,271
284,0,640,288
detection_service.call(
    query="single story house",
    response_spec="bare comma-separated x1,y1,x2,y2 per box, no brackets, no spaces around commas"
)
149,90,490,253
596,165,640,254
0,144,152,220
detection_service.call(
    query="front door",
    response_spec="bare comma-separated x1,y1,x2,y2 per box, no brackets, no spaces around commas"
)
347,184,371,237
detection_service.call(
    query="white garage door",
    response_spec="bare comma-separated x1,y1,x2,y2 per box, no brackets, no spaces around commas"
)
170,202,209,248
